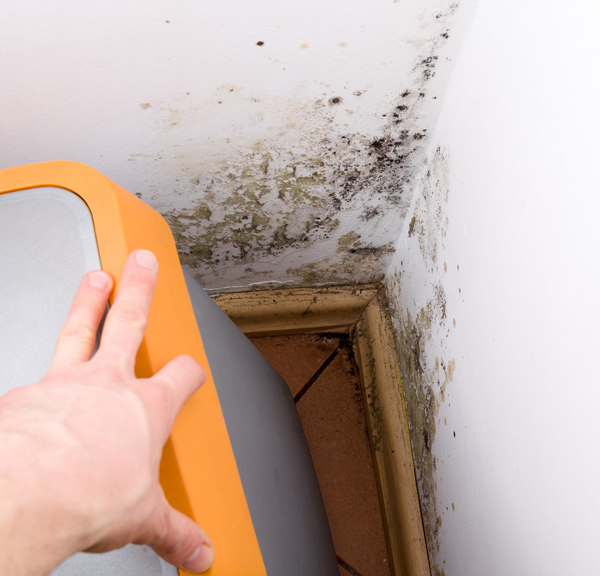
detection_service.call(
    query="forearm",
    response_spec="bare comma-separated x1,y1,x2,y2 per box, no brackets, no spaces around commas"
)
0,490,73,576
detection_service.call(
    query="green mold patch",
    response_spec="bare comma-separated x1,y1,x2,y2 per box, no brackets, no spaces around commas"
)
275,164,326,203
384,145,456,574
390,292,449,563
287,244,395,287
159,67,437,280
164,147,342,269
408,215,418,237
154,2,459,297
336,232,395,257
192,203,212,220
336,231,361,253
408,147,450,267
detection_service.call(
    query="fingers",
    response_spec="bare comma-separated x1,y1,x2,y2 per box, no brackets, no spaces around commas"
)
144,496,214,573
97,250,158,370
137,355,206,444
51,271,113,370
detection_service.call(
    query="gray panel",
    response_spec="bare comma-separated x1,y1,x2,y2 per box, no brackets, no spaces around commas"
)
50,545,174,576
184,272,338,576
0,187,101,393
0,187,176,576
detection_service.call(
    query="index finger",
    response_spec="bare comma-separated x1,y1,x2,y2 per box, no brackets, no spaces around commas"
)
96,250,158,371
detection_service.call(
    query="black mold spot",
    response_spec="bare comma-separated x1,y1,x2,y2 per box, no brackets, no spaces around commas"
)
348,245,393,256
329,97,343,105
329,194,342,211
401,90,411,97
361,206,381,221
417,55,439,81
256,41,264,46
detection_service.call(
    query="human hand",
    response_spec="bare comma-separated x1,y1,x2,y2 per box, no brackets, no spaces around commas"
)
0,250,214,575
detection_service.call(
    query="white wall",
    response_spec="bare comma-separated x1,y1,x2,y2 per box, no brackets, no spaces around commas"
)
0,0,462,291
386,0,600,574
7,1,599,573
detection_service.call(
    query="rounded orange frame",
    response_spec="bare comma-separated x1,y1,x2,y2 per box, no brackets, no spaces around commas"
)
0,161,266,576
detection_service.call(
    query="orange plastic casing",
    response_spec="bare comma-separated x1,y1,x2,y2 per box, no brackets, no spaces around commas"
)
0,161,266,576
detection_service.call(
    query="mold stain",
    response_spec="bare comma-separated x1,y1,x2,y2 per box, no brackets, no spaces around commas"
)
150,2,460,289
387,279,456,572
287,241,394,286
385,141,458,575
163,110,420,286
164,147,341,270
408,147,450,269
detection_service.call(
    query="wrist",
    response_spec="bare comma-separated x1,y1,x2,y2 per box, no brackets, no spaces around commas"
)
0,421,91,575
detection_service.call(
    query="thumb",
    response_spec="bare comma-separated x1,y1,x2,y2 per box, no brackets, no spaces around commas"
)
143,495,214,573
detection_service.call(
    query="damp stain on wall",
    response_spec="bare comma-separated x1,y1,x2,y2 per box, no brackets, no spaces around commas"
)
407,146,450,268
386,145,457,576
143,1,462,291
387,278,453,567
161,99,426,288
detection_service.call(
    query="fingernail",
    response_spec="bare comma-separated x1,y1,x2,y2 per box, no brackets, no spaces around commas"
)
135,250,158,270
88,271,110,290
183,542,215,573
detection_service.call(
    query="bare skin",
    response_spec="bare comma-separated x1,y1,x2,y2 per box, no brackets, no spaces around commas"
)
0,250,214,575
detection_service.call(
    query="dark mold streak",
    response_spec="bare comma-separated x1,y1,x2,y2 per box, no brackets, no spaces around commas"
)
162,2,458,292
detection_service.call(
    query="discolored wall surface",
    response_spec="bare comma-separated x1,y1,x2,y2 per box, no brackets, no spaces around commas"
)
386,146,455,575
1,0,464,291
385,0,600,574
11,2,600,576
